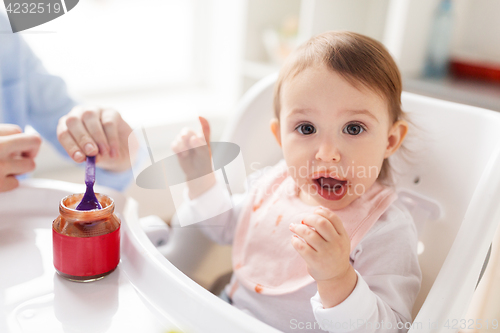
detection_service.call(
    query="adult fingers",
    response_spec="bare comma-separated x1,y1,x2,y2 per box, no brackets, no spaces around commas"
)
81,109,110,156
101,109,121,159
62,113,99,157
0,175,19,192
21,134,42,159
0,157,36,176
0,124,22,136
57,117,86,162
0,133,42,159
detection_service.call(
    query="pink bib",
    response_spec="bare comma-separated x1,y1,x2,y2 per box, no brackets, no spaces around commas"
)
231,161,398,296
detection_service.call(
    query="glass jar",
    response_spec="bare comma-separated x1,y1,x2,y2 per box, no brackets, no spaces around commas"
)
53,193,120,282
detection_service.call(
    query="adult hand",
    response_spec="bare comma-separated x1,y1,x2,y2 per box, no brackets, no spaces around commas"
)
0,124,42,192
57,106,134,172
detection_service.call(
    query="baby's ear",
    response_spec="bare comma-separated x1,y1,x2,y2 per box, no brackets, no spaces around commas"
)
384,120,408,158
270,118,282,147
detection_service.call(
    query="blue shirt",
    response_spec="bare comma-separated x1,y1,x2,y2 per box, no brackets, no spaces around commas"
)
0,13,133,191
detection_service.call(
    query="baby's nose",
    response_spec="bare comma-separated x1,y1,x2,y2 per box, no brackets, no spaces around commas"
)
315,141,341,162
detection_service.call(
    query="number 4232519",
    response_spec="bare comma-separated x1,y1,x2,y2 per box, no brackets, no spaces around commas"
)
6,2,62,14
444,319,499,330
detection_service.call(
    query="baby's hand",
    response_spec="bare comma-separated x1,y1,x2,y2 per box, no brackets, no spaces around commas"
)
289,207,352,282
170,116,215,199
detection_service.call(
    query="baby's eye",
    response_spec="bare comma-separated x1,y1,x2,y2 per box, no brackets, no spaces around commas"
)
343,123,365,135
296,123,316,135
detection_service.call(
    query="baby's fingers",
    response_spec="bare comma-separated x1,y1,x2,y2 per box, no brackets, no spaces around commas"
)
290,234,316,263
289,223,327,252
171,138,183,154
172,128,195,156
180,128,198,146
188,134,205,149
302,214,336,242
199,116,211,144
170,138,185,157
314,207,347,236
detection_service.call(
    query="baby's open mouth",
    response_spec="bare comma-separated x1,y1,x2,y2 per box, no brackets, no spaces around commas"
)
314,177,346,191
312,176,348,201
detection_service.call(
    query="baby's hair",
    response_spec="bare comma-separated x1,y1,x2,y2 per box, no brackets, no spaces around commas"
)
273,30,409,184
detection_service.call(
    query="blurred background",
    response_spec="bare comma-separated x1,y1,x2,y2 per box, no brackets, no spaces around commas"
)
14,0,500,220
5,0,500,320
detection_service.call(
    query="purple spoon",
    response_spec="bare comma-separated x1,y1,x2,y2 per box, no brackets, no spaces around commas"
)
76,156,102,211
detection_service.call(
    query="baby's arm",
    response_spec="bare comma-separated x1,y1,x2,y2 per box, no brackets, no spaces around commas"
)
170,116,263,244
309,202,422,333
171,116,216,200
170,173,250,245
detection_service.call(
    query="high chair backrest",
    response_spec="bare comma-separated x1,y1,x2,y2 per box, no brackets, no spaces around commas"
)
221,74,500,331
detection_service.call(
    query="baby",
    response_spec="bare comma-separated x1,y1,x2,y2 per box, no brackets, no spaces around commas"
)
171,31,421,333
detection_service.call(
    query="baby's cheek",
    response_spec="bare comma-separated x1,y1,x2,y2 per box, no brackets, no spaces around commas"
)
285,155,310,176
345,163,379,194
351,154,383,178
293,176,308,190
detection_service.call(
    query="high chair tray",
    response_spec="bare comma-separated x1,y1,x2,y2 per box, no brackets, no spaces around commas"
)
0,179,174,333
0,179,280,333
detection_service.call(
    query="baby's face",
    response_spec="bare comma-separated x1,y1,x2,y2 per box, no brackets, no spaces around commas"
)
274,65,396,210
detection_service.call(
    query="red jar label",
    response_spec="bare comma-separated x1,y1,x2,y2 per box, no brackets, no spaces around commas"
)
53,226,120,277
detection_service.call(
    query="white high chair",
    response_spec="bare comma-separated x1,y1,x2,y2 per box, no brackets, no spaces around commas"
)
223,73,500,331
144,74,500,332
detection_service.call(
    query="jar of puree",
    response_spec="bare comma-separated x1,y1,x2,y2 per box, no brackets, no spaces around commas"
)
52,193,120,282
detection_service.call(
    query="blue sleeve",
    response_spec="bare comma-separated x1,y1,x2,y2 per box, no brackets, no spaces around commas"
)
1,13,134,191
21,37,78,154
23,43,136,191
95,166,134,192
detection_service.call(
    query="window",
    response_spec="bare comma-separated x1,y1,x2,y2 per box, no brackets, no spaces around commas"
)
22,0,195,97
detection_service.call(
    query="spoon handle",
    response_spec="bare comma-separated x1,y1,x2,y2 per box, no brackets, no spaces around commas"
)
85,156,96,186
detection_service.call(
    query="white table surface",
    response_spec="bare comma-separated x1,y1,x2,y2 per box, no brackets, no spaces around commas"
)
0,179,282,333
0,179,178,333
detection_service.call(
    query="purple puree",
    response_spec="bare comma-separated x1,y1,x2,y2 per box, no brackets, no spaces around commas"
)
76,156,102,211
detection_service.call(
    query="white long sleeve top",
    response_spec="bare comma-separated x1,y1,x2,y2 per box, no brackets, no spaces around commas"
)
172,164,422,333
